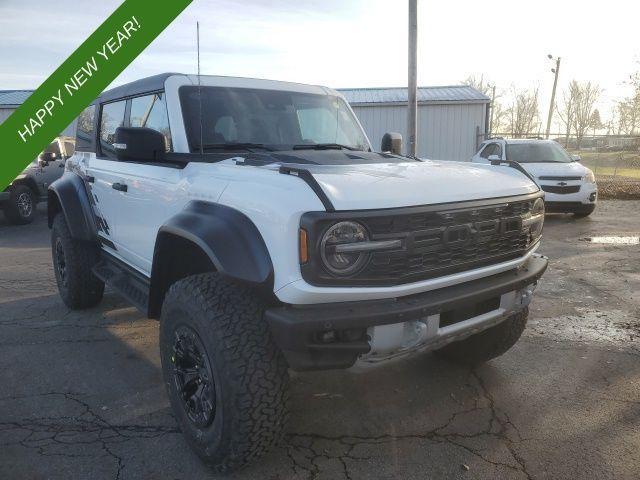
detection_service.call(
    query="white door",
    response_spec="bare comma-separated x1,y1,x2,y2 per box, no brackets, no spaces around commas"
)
86,99,129,252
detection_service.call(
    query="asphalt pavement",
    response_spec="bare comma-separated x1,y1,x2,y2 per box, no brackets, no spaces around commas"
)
1,201,639,480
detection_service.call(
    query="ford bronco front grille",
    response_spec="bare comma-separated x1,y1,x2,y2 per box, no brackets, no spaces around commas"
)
300,194,542,287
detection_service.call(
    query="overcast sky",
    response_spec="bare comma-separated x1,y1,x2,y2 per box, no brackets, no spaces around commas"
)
1,0,638,127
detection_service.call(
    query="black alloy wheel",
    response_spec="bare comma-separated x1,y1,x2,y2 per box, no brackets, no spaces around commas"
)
171,325,216,428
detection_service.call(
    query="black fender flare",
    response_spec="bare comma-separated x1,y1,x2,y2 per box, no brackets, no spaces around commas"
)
47,173,97,242
149,201,274,315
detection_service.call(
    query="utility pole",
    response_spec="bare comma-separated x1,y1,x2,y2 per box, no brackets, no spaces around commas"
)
489,84,496,136
407,0,418,156
545,55,561,139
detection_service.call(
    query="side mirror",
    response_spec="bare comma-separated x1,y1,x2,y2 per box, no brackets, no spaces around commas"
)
381,132,403,155
115,127,165,162
487,154,501,163
38,151,56,167
571,154,581,162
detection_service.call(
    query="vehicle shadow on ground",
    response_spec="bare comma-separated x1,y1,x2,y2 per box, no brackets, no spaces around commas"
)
2,290,639,479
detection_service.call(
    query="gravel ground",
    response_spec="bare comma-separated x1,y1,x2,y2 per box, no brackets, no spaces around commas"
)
0,201,639,480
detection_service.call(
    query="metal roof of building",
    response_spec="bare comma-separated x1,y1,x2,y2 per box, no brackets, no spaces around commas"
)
338,85,490,105
0,90,33,107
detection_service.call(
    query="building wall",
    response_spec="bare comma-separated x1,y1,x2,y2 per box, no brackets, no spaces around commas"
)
0,108,13,124
351,102,487,161
0,107,77,138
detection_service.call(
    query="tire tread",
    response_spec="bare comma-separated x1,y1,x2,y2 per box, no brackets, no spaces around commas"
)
161,273,289,473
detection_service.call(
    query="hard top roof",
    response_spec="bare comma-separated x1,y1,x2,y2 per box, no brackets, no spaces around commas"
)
94,73,339,105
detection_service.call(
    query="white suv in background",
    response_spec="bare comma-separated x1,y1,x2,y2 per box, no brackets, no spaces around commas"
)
472,138,598,217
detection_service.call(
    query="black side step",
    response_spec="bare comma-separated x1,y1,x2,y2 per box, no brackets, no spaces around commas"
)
93,253,150,314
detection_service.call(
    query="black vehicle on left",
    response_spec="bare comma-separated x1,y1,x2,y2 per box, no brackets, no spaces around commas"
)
1,137,74,225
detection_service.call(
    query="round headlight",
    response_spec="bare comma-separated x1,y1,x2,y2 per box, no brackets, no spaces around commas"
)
532,197,545,216
529,198,545,239
320,221,369,275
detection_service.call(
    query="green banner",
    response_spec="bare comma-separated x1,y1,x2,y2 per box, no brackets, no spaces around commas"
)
0,0,192,190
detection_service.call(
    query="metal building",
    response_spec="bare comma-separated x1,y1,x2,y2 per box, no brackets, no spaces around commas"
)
339,86,490,161
0,90,76,137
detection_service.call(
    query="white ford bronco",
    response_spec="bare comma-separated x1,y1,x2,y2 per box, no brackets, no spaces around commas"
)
48,73,548,472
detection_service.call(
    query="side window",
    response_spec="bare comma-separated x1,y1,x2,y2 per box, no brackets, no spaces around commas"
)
76,105,95,151
99,101,127,159
494,143,502,158
481,143,501,159
129,93,172,152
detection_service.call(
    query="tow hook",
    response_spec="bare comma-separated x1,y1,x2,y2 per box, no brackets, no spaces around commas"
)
519,282,537,307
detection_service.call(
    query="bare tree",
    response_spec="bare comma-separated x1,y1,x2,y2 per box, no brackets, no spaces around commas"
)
462,74,492,96
606,106,619,136
556,83,577,147
491,101,508,134
507,87,539,137
571,81,601,148
617,71,640,135
462,75,508,136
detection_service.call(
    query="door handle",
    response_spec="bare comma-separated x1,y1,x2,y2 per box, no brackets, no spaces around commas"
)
85,175,95,183
112,182,128,192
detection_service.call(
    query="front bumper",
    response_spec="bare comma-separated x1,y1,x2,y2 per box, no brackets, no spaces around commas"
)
541,181,597,207
266,255,548,371
0,191,9,203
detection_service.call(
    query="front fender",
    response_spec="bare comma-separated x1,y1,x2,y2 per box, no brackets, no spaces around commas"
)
153,201,273,285
47,173,97,241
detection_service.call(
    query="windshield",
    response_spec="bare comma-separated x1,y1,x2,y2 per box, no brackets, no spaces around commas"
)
506,142,573,163
179,86,370,153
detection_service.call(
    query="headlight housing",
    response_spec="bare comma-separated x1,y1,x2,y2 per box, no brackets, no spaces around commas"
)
524,197,545,240
584,169,596,183
320,221,369,275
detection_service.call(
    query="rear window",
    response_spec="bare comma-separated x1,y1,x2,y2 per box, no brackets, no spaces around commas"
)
99,100,127,159
76,105,95,151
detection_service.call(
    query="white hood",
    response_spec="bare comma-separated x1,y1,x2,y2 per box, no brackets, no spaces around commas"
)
301,160,539,210
519,161,588,179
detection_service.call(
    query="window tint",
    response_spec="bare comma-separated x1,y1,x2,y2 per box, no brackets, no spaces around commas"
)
506,142,573,163
76,105,95,151
480,143,501,158
179,86,370,153
297,103,363,147
129,93,172,151
99,101,127,159
214,116,238,142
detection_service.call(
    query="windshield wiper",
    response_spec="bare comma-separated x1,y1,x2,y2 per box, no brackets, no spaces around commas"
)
292,143,358,151
195,142,275,152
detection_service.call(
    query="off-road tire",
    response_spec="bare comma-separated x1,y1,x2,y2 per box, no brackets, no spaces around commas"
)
435,307,528,366
51,213,104,309
573,204,596,218
3,185,36,225
159,273,289,473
